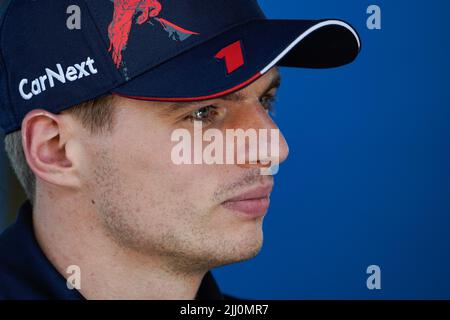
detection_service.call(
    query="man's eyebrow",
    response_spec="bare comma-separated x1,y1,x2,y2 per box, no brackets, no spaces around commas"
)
160,70,282,115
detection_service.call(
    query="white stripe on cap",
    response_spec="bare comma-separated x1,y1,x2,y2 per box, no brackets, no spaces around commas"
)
261,20,361,74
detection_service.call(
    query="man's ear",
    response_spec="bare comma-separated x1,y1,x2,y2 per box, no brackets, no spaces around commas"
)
21,109,83,189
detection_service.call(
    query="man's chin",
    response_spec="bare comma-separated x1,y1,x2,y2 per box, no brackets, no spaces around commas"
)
205,229,265,269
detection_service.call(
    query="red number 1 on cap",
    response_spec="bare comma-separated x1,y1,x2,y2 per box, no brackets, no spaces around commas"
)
215,40,245,75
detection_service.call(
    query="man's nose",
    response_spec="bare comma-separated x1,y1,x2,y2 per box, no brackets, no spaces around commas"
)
232,104,289,170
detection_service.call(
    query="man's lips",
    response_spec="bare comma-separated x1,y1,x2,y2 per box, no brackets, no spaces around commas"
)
221,184,273,217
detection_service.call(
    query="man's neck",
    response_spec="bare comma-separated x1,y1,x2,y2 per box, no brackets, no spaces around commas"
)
32,198,206,299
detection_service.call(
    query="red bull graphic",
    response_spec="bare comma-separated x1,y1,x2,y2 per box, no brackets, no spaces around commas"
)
108,0,200,68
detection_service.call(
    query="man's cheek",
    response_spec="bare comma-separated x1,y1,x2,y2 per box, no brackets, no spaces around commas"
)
116,140,171,174
162,164,218,202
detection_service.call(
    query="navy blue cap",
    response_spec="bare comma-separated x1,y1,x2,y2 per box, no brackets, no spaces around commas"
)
0,0,361,135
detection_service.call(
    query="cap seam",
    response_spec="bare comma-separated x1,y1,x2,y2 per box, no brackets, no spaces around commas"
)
80,0,125,83
0,53,15,133
0,0,19,129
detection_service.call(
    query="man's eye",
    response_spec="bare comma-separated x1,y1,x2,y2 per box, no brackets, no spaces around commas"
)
186,105,219,123
259,94,277,114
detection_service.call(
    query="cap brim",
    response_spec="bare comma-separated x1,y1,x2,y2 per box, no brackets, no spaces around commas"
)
112,19,361,102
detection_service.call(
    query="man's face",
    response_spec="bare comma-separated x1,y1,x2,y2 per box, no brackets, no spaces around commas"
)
81,67,289,272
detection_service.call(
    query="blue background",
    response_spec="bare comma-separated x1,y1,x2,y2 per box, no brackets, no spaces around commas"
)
212,0,450,299
1,0,450,299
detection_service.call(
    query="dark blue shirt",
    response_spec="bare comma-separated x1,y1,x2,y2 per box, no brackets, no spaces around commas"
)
0,200,225,300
